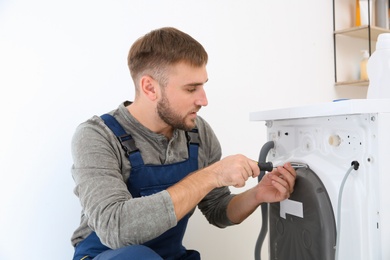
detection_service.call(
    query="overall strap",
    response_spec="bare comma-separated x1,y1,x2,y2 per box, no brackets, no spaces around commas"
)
101,113,200,166
100,114,144,167
186,127,199,161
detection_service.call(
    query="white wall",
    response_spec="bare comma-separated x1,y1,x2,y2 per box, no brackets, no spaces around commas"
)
0,0,366,259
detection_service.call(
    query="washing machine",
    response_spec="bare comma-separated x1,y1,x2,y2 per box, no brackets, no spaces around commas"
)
250,99,390,260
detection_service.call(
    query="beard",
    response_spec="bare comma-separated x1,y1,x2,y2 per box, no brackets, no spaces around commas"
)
157,92,197,131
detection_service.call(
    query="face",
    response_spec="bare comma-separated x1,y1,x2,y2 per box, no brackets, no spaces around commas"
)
156,62,208,131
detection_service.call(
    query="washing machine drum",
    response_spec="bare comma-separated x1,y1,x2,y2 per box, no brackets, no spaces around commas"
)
269,167,336,260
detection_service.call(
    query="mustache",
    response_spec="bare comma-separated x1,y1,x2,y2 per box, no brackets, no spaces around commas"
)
192,105,202,113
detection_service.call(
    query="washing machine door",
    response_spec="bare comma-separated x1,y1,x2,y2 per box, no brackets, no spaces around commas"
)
269,167,336,260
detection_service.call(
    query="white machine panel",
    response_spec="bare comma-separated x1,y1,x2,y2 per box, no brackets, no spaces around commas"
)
251,99,390,260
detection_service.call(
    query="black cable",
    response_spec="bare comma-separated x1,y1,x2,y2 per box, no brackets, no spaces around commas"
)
254,141,275,260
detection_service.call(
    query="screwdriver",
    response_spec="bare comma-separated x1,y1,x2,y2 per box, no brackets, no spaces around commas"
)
257,162,274,172
257,162,308,172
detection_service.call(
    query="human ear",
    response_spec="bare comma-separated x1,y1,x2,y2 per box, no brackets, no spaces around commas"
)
140,75,159,101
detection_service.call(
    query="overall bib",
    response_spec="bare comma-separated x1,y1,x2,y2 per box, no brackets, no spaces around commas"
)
73,114,201,260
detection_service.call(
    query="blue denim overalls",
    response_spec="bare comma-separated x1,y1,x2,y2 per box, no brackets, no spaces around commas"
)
73,114,201,260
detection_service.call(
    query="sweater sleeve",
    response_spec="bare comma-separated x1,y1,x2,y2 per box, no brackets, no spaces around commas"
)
71,119,177,249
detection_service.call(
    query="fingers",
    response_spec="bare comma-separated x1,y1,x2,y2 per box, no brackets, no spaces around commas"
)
238,158,257,184
282,163,297,192
249,160,261,178
243,159,260,179
270,162,297,197
215,155,260,188
230,155,260,178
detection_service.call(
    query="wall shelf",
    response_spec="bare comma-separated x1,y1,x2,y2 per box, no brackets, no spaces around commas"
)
332,0,390,87
335,79,369,87
334,25,390,40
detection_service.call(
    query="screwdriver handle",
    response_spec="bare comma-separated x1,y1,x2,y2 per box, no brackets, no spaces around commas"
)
258,162,274,172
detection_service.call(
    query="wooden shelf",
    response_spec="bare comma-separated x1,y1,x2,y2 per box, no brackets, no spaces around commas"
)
334,25,390,87
332,0,390,88
335,79,369,87
334,26,390,40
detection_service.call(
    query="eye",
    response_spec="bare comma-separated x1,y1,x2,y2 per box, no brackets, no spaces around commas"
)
187,88,196,93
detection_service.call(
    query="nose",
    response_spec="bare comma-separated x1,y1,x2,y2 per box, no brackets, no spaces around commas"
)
195,86,208,107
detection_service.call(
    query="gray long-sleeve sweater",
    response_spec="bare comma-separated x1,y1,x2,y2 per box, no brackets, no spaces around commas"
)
71,101,235,249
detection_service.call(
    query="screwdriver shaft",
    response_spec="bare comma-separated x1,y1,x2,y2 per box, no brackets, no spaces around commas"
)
257,162,308,172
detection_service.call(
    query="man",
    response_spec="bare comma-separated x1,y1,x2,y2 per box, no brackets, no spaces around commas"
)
71,27,296,260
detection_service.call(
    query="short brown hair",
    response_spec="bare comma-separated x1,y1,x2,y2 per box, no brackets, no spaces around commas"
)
127,27,208,89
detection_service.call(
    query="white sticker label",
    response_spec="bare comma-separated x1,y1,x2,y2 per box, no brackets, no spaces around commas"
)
280,199,303,219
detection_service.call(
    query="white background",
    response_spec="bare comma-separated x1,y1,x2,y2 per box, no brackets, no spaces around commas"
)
0,0,367,259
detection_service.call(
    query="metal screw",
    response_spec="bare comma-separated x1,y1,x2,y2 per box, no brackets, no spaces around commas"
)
265,121,273,128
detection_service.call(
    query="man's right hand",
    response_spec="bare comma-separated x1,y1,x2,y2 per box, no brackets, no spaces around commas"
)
207,154,260,188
